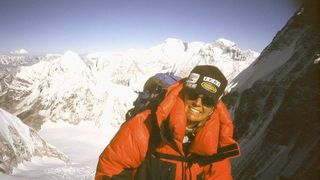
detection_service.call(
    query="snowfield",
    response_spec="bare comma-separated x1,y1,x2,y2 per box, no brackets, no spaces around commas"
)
0,121,118,180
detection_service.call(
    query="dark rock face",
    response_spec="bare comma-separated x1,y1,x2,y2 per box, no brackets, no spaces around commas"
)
223,1,320,179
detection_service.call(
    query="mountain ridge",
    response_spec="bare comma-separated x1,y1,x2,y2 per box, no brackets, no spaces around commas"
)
0,108,68,174
223,2,320,179
0,38,259,130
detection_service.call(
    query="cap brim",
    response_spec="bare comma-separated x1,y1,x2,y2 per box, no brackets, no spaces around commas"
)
195,86,219,102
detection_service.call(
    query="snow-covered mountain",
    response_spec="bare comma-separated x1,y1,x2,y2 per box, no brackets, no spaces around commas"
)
223,2,320,179
0,51,105,129
0,37,258,178
0,38,258,130
87,38,259,86
10,49,28,55
0,55,39,67
0,108,68,174
1,2,318,179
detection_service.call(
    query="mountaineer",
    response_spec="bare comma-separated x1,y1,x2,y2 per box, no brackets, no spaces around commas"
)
95,65,240,180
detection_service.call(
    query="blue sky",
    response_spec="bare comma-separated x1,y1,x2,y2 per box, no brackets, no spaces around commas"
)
0,0,302,54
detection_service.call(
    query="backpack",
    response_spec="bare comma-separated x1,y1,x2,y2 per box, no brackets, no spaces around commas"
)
125,72,181,121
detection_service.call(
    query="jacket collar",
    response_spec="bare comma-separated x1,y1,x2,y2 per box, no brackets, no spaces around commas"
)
156,82,221,155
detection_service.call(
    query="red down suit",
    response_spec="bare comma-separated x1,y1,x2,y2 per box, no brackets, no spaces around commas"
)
95,81,240,180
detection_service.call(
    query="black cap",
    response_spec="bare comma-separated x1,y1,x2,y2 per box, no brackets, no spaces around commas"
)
185,65,228,102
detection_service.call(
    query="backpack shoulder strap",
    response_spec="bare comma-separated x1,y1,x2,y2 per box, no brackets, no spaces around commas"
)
146,106,161,154
189,143,240,166
151,143,240,166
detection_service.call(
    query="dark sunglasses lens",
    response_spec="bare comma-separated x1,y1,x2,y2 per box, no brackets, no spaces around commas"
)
184,89,198,100
184,88,216,106
202,96,216,107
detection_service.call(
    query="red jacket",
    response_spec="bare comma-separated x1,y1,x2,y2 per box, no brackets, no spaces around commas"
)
96,82,240,180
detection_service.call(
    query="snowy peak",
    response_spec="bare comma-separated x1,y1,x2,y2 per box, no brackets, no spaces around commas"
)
59,51,87,73
0,108,68,174
164,38,186,46
194,38,259,80
149,38,189,56
199,38,254,61
0,55,43,68
10,49,28,55
229,4,316,93
0,38,259,131
0,50,100,129
215,38,236,47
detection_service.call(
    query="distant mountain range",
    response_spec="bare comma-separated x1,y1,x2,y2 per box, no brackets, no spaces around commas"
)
0,38,259,175
0,38,258,130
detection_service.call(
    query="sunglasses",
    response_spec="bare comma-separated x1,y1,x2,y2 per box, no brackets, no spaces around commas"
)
183,88,216,107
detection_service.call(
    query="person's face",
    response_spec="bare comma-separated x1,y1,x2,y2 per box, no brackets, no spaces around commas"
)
183,88,215,125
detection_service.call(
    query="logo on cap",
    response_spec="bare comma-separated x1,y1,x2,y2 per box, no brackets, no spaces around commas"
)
201,82,217,93
187,73,200,83
203,76,221,87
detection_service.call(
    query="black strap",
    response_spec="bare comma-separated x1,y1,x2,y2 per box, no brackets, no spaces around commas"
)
152,143,240,166
146,103,162,155
193,149,240,166
153,152,190,162
217,143,238,153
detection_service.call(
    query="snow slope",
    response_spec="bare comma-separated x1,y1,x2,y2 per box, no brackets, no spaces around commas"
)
0,109,68,175
223,2,320,179
0,120,118,179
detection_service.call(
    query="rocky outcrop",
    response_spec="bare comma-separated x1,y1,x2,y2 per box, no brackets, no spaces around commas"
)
223,1,320,179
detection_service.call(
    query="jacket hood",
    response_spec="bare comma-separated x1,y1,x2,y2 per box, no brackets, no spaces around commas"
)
155,81,238,156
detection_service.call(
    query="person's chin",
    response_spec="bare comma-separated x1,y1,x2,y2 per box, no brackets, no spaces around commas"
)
186,114,202,122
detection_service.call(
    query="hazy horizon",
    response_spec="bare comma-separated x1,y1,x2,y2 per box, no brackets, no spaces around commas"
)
0,0,302,54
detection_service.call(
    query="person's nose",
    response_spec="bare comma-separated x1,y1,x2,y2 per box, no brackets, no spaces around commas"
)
194,97,203,106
